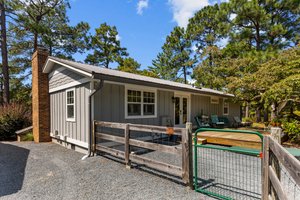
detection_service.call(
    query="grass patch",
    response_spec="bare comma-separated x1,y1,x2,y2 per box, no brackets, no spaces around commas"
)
251,122,266,129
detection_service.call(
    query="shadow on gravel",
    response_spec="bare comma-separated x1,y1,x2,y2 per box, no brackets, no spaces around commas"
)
99,153,185,186
0,142,29,197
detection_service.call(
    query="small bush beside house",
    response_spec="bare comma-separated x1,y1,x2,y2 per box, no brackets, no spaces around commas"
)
0,103,31,140
283,120,300,142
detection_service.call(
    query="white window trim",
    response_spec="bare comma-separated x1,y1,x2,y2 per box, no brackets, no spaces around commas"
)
223,99,229,115
66,88,76,122
125,85,157,119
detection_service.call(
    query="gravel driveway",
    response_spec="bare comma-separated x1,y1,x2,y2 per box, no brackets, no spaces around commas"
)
0,142,212,200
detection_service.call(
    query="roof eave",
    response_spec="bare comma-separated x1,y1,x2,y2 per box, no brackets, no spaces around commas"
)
93,73,234,98
43,57,93,78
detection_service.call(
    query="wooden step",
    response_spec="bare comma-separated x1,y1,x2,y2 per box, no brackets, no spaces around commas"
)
197,131,263,150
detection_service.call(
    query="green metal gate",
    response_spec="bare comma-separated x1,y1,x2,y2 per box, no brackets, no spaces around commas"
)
194,128,264,200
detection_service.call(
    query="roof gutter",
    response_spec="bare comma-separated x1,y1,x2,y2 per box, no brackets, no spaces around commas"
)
82,72,104,160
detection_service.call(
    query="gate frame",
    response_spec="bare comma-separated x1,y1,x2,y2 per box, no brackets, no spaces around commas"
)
194,128,264,200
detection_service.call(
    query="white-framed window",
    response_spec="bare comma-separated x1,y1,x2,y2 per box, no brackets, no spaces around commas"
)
211,96,219,104
66,88,75,122
125,87,157,119
223,99,229,115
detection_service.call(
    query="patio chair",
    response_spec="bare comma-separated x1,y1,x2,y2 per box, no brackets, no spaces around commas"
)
210,115,225,128
233,116,242,127
219,116,230,127
195,115,210,129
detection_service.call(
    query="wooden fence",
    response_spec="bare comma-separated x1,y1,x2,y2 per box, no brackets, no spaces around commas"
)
262,136,300,200
92,121,193,188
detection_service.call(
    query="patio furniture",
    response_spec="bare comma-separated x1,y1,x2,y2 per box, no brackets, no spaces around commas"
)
195,115,210,129
210,115,225,128
219,116,230,127
233,116,242,127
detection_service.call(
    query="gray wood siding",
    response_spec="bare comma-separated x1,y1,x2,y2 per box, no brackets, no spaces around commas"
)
191,94,241,125
228,102,241,119
94,83,174,126
50,83,89,142
49,64,85,90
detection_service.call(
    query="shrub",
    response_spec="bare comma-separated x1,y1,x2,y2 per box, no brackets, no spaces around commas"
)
243,117,254,122
23,132,34,141
0,103,32,140
283,120,300,142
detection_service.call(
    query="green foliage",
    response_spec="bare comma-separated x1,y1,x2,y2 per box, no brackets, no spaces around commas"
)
23,132,34,141
0,103,31,140
151,26,195,83
117,57,159,78
187,3,230,56
283,120,300,142
117,57,141,73
243,117,253,123
1,0,90,104
85,23,128,68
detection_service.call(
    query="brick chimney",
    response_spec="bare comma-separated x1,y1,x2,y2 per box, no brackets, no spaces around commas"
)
32,47,51,142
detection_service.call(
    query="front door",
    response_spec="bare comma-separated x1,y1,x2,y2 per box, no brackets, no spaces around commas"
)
174,95,189,127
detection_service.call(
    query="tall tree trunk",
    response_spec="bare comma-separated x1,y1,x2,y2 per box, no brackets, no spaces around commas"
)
245,101,250,118
183,66,187,84
0,3,9,104
263,107,269,122
271,102,277,121
255,24,261,51
34,32,38,51
256,106,261,123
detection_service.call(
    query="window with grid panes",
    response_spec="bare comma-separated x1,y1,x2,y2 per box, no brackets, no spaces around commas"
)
126,89,156,118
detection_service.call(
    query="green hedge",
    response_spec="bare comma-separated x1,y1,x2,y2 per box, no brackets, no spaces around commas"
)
283,120,300,142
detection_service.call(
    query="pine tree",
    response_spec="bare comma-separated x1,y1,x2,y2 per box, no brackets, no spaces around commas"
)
151,26,195,84
85,23,128,68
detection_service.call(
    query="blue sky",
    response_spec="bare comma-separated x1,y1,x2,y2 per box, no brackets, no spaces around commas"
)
68,0,225,69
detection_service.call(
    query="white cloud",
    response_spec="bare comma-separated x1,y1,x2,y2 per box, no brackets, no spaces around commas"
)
168,0,209,28
137,0,149,15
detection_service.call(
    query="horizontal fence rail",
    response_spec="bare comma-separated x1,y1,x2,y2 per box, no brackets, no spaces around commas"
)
93,121,193,188
262,136,300,200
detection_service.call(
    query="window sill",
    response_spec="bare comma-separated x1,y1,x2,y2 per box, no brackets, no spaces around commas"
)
66,118,76,122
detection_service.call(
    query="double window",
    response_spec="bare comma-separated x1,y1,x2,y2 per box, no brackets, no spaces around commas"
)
66,88,75,121
126,88,156,118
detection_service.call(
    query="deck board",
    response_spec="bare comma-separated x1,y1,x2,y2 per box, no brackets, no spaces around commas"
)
197,131,263,150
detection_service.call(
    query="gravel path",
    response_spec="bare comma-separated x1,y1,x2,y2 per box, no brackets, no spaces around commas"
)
0,142,212,200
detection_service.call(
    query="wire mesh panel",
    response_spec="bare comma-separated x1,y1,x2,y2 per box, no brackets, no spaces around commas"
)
195,145,261,200
194,128,264,200
269,151,300,200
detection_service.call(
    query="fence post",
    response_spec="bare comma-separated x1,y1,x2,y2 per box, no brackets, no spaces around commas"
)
182,122,193,189
262,136,270,200
124,123,131,169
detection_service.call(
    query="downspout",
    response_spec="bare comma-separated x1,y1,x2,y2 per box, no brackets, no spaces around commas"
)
82,73,104,160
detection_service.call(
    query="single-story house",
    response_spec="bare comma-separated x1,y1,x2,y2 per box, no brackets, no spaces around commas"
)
31,48,241,154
